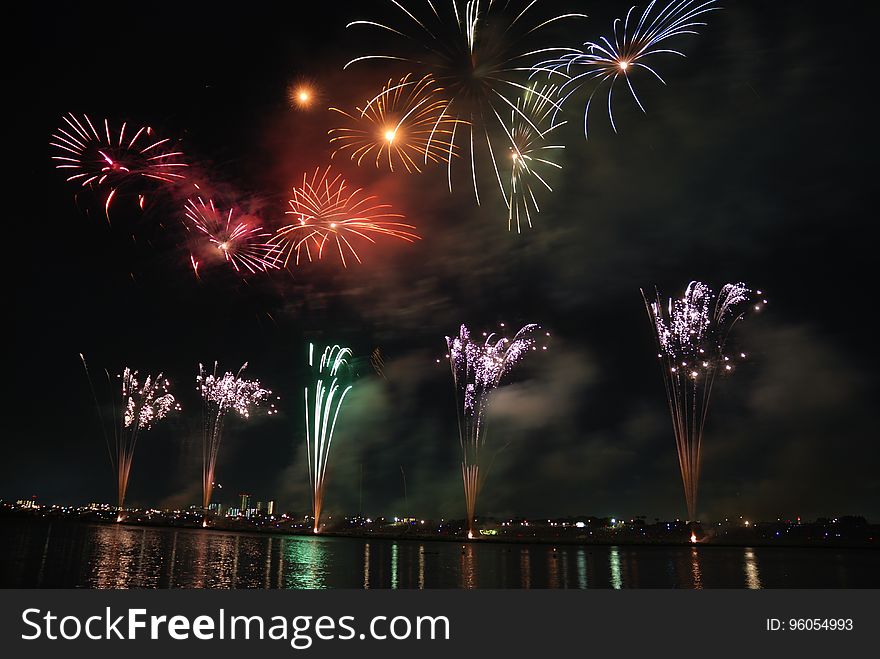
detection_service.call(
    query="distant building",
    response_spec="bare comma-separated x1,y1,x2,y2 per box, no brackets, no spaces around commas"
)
267,500,275,515
239,493,250,512
208,502,223,515
256,501,265,513
227,507,241,517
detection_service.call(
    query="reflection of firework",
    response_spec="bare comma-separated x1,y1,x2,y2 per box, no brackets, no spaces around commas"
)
198,362,275,518
346,1,584,202
330,74,459,173
542,0,720,135
182,198,281,276
506,83,565,232
50,113,187,218
305,344,354,533
445,323,544,538
643,281,765,520
272,166,419,268
80,356,179,520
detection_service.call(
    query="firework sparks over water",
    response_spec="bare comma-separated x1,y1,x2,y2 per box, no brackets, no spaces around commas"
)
643,281,766,520
272,166,419,268
330,73,460,174
445,323,544,538
80,356,179,521
345,1,585,203
305,343,354,533
50,113,187,219
540,0,719,135
505,83,565,232
182,197,281,276
197,362,275,522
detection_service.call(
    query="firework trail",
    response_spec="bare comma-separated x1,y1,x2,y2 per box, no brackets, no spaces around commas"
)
330,73,460,173
50,113,187,219
539,0,719,136
643,281,766,520
272,166,419,268
506,83,566,232
80,356,179,521
445,323,543,538
370,347,387,380
305,344,354,533
182,197,282,276
345,1,585,203
197,362,275,522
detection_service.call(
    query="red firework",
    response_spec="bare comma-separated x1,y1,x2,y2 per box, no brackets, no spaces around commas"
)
50,112,187,218
183,197,282,275
272,166,419,267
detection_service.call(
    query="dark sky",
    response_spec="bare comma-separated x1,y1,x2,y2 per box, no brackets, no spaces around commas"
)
9,1,876,522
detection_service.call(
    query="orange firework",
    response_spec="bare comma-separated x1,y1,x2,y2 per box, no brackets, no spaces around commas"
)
50,113,187,219
272,166,419,267
288,80,321,110
329,74,460,173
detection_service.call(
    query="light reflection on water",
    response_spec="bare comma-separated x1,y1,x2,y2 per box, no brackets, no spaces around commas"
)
2,519,877,589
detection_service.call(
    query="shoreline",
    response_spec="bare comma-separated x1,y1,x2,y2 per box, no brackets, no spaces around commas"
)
4,513,876,551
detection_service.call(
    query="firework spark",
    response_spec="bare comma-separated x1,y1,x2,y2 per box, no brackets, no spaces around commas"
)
288,81,320,110
272,166,419,268
643,281,766,520
80,356,179,521
541,0,720,135
506,83,566,232
370,347,387,380
345,1,585,202
198,362,275,522
182,197,281,275
305,344,354,533
50,113,187,219
330,73,460,173
445,323,543,538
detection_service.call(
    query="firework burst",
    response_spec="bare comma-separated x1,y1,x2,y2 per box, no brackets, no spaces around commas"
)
50,113,187,219
330,73,460,173
305,344,354,533
80,356,179,521
643,281,766,520
345,1,585,203
288,80,321,110
182,197,281,276
197,362,276,521
506,83,565,232
445,323,544,538
540,0,720,135
272,166,419,268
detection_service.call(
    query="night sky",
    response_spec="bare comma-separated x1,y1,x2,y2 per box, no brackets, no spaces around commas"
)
9,1,876,522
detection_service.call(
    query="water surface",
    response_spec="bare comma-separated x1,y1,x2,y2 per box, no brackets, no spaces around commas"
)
1,519,877,588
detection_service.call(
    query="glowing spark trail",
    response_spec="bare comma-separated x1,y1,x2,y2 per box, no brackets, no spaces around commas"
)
445,323,542,538
80,356,179,521
643,281,766,521
505,83,565,232
182,197,281,275
198,362,275,523
540,0,720,135
345,1,585,203
50,113,187,219
272,166,419,268
305,344,354,533
330,73,460,173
